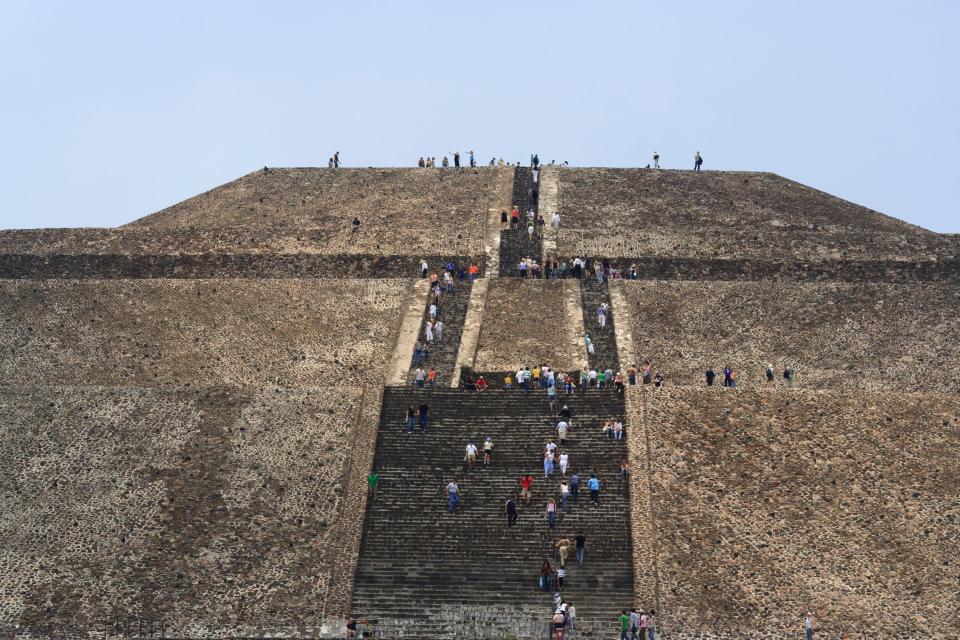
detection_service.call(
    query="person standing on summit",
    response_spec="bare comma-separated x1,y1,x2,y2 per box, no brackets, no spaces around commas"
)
694,151,703,172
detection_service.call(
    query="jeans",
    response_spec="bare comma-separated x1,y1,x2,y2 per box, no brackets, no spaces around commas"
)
507,512,518,527
419,415,428,431
406,417,414,432
571,486,579,502
648,627,655,640
561,494,569,511
576,547,584,565
547,511,556,528
590,489,599,504
544,460,553,476
416,379,424,388
448,494,459,512
805,630,812,640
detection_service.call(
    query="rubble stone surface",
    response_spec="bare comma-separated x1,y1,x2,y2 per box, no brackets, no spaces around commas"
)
621,280,960,393
626,387,960,638
557,168,958,261
0,278,410,388
473,279,573,371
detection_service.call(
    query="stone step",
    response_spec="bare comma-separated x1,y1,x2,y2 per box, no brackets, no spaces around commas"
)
581,278,621,372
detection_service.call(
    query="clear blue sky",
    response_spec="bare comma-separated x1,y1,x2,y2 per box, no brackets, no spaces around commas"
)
1,1,958,232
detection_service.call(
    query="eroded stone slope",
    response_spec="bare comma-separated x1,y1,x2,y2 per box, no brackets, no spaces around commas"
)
627,387,960,638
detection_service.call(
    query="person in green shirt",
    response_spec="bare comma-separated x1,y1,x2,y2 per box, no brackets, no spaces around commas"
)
619,610,631,640
597,370,606,390
367,472,379,500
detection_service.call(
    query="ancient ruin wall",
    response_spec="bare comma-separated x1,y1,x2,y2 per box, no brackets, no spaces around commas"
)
0,278,411,388
622,280,960,394
556,168,957,261
473,279,574,371
626,386,960,638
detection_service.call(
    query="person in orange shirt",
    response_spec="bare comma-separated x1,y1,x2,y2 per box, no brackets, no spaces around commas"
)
427,368,437,386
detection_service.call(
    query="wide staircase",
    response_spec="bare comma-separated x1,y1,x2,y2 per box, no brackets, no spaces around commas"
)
499,166,543,277
408,279,474,386
352,387,634,638
580,278,622,373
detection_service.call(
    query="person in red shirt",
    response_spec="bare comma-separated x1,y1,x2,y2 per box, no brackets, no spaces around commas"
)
519,475,534,504
476,375,488,391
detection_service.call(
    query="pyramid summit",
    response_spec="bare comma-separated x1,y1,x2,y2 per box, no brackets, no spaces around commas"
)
1,165,958,639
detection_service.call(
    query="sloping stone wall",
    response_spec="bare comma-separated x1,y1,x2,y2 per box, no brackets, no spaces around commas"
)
625,387,960,638
622,280,960,394
556,169,957,261
473,279,573,371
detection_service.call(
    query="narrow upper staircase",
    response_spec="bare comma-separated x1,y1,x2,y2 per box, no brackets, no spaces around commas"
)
408,279,474,386
499,166,543,277
580,278,622,373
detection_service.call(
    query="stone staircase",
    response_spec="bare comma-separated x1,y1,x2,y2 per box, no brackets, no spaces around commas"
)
352,387,634,638
580,279,621,373
499,166,543,277
408,280,474,386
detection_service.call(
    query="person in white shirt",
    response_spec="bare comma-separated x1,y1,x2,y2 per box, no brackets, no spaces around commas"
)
588,369,598,387
558,451,569,476
465,443,478,469
443,270,453,293
804,613,814,640
545,441,557,454
551,212,560,231
420,259,428,278
429,303,437,319
425,320,434,343
557,421,569,445
434,320,443,341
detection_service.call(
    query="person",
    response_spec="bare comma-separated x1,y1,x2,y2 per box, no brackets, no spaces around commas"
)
766,363,775,384
540,560,554,591
589,369,598,388
556,537,573,565
620,460,630,483
613,420,624,440
557,420,569,446
351,217,361,234
504,373,513,390
443,270,453,293
345,618,359,638
804,613,814,640
446,480,460,512
441,156,449,168
627,364,638,385
434,319,444,342
585,334,595,356
722,365,732,387
559,480,571,511
615,371,625,393
519,474,534,503
566,602,576,636
570,473,580,503
519,259,528,278
552,610,565,640
528,221,535,240
483,436,494,464
424,320,433,344
588,474,601,505
501,209,508,227
545,498,557,528
547,383,557,409
413,367,425,388
694,150,703,171
418,402,429,431
476,375,488,391
420,259,428,278
559,451,570,476
544,449,555,477
469,150,475,167
505,497,518,527
653,151,660,169
598,302,608,328
575,533,587,565
785,366,795,388
639,610,650,640
427,367,436,386
333,151,340,168
552,211,560,231
511,206,520,228
428,302,437,320
729,369,738,388
559,404,572,421
453,151,460,168
367,471,379,500
654,373,664,389
620,610,631,640
556,564,566,590
418,156,425,168
705,367,716,386
468,263,479,280
647,610,656,640
630,609,640,640
465,442,478,469
642,361,653,385
597,369,606,390
532,153,540,168
405,405,416,433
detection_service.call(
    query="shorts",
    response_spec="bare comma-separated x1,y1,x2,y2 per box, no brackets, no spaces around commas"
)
521,488,531,498
466,454,476,461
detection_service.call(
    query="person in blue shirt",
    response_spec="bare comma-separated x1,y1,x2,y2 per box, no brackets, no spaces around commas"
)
588,474,601,505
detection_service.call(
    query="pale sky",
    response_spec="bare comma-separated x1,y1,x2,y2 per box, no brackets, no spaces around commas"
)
1,1,957,232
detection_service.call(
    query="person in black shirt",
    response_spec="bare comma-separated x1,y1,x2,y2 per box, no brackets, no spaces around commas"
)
705,368,715,386
418,403,429,432
575,534,587,566
505,498,518,527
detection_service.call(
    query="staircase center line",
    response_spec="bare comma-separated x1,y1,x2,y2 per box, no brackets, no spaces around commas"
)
640,390,663,615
